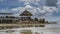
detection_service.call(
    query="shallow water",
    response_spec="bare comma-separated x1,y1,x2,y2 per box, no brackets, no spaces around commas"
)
0,24,60,34
0,27,41,34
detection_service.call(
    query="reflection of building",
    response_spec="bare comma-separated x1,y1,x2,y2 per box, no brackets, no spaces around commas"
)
21,30,32,34
46,0,57,6
0,13,19,23
20,10,32,21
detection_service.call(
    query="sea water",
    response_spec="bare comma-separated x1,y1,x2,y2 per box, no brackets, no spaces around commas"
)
0,24,60,34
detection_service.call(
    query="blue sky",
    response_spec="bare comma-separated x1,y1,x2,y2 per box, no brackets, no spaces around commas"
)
0,0,60,22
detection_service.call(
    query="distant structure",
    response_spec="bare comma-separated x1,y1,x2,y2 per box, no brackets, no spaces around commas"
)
0,9,50,29
46,0,57,6
0,13,19,23
20,9,33,21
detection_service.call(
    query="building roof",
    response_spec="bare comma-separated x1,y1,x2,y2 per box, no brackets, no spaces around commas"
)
20,10,33,16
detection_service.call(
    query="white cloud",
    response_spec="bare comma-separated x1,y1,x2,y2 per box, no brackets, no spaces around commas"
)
36,8,46,13
43,6,57,12
42,6,57,16
11,4,37,15
11,7,25,13
36,6,57,14
35,6,58,17
24,2,30,5
13,13,20,17
57,0,60,7
0,9,10,13
10,5,58,17
11,7,37,16
57,0,60,5
25,5,33,9
18,0,41,2
11,8,19,11
18,0,42,6
0,8,21,16
57,0,60,12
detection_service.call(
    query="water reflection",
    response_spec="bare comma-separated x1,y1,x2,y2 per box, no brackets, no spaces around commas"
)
0,27,41,34
0,26,60,34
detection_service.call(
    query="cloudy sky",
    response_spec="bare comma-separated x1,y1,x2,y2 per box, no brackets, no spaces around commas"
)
0,0,60,22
